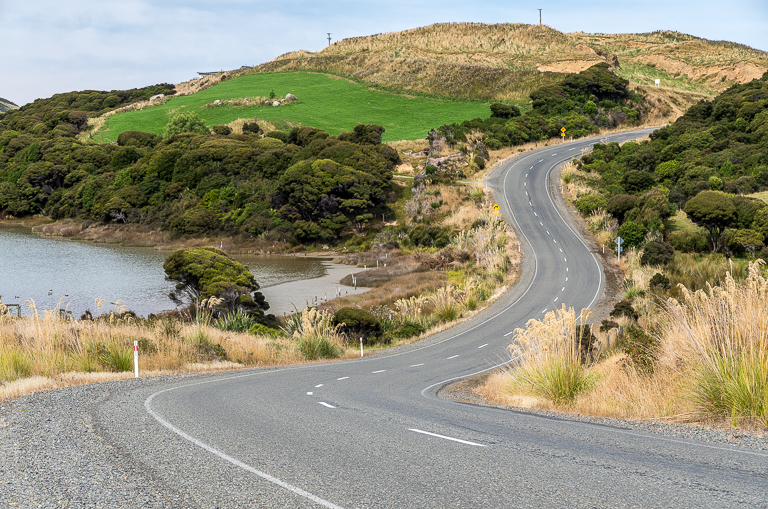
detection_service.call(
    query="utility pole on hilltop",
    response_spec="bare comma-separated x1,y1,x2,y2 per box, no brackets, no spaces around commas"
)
538,9,542,25
327,33,332,46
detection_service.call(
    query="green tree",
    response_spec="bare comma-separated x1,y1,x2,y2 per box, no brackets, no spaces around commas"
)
164,112,209,138
732,229,764,257
616,221,648,248
684,190,736,253
752,207,768,243
163,247,269,319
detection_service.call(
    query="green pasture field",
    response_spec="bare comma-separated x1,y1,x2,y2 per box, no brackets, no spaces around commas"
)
91,72,492,143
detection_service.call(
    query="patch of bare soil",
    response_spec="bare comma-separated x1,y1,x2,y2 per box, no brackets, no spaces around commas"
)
536,59,603,74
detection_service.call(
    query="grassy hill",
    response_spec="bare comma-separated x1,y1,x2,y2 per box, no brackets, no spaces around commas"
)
0,97,19,113
89,23,768,144
255,23,767,99
91,72,491,143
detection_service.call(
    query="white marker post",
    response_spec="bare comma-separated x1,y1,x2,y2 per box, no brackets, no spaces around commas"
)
133,340,139,378
360,337,364,357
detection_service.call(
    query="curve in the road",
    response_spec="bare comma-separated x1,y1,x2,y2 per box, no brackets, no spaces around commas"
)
132,128,768,508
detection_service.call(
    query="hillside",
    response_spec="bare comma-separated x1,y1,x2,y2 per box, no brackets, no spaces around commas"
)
0,97,19,113
244,23,767,111
89,73,490,144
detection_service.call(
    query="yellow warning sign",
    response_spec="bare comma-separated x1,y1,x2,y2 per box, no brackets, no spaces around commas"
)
561,127,566,132
492,204,500,211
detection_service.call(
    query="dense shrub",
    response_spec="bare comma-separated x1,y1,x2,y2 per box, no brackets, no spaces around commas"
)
640,241,674,266
409,225,450,248
117,130,161,148
575,194,607,215
610,300,639,321
649,272,671,290
164,112,209,138
620,325,658,373
332,307,383,345
669,232,710,253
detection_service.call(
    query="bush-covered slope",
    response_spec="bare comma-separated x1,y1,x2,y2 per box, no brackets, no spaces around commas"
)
570,71,768,257
0,117,399,244
444,63,648,149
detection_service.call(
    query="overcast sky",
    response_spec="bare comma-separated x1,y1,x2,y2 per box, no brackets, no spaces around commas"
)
1,0,766,106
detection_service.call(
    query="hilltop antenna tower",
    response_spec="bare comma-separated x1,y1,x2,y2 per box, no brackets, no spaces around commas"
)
327,33,332,46
538,9,542,25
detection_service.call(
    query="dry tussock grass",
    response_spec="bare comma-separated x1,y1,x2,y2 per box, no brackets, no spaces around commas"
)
0,298,317,399
256,23,766,101
482,260,768,427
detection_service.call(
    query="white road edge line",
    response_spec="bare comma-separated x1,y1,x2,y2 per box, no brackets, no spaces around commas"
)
144,391,344,509
408,428,486,447
478,343,488,349
319,402,336,409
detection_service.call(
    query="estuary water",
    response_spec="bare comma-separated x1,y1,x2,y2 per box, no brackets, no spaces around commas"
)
0,225,362,317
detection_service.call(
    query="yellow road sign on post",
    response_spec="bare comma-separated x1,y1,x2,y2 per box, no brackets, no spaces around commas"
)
561,127,566,132
493,203,500,214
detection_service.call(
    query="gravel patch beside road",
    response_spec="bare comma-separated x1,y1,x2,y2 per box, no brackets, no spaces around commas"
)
0,376,201,508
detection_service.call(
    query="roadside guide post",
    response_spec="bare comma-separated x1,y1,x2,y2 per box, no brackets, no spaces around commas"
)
133,340,139,378
615,236,624,263
360,337,364,357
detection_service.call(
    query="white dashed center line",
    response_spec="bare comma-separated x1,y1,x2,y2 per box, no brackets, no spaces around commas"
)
542,308,548,314
562,287,565,292
447,355,459,360
319,402,335,409
314,384,323,388
410,363,424,367
408,429,486,447
337,376,349,381
478,343,488,349
554,297,559,302
372,370,386,374
307,392,313,395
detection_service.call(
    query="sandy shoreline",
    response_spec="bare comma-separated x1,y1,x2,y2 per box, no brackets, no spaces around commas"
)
261,261,371,316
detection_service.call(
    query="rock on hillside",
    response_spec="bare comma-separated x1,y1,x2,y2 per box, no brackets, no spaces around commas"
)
0,97,19,113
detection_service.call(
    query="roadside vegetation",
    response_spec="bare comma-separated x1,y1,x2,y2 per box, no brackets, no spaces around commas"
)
480,71,768,430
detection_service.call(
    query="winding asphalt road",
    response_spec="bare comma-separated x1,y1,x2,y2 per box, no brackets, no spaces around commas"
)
91,129,767,507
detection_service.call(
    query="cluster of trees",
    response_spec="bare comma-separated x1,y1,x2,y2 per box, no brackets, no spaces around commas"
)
0,82,399,243
440,63,646,150
573,71,768,258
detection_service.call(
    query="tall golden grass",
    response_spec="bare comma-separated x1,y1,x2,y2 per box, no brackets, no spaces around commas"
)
0,298,339,399
505,306,598,405
486,260,768,428
660,260,768,426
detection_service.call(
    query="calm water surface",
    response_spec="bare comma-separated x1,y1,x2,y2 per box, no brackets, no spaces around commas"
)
0,225,329,317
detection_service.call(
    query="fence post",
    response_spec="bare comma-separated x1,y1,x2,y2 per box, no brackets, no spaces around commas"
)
133,340,139,378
